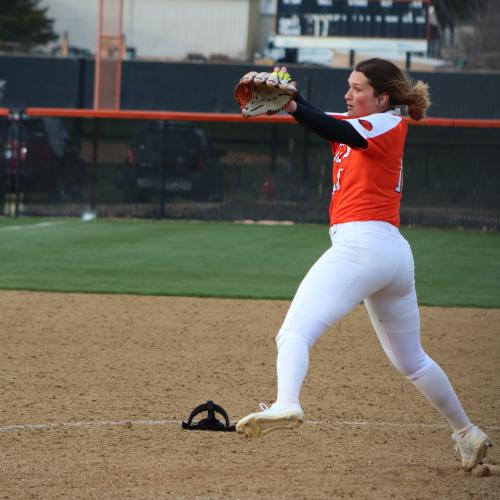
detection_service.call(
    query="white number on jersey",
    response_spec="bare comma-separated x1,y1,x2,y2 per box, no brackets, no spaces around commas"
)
332,144,350,195
334,144,351,164
395,160,403,193
333,168,343,194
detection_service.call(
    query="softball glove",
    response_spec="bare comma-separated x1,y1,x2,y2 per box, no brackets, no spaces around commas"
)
234,70,297,118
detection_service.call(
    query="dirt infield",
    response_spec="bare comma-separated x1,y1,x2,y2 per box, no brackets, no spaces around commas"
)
1,291,499,499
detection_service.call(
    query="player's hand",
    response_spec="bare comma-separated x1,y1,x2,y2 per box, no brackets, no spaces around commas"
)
285,100,297,113
272,66,298,113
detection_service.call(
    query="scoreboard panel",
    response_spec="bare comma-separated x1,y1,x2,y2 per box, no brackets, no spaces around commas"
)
276,0,430,40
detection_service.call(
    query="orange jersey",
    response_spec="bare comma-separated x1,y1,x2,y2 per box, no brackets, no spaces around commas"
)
329,110,407,227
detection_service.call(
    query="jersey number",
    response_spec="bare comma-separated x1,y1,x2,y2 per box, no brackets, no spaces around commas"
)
334,144,351,164
333,168,343,194
395,160,403,193
332,145,350,195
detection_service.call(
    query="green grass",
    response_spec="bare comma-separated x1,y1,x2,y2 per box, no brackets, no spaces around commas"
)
0,217,499,308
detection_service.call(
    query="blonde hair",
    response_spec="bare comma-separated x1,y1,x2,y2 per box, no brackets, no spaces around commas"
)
354,58,431,121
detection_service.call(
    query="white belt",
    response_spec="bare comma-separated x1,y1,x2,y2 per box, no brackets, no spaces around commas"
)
329,220,399,236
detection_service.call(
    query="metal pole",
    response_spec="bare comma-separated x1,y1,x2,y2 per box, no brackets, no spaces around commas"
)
160,121,167,219
91,118,98,211
302,76,311,186
270,123,277,175
10,109,26,218
14,121,21,217
406,52,412,70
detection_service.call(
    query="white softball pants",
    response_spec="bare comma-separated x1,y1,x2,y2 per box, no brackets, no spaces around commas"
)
275,221,470,432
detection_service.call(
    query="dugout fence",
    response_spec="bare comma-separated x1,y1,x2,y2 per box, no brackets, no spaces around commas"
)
1,108,499,229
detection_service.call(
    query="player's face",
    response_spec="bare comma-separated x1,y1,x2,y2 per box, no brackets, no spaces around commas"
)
345,71,388,117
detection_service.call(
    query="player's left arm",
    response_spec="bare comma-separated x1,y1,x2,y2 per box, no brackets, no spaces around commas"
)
289,100,368,148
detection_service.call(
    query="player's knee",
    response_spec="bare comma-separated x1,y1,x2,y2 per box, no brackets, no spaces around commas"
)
276,328,313,350
389,351,432,380
276,313,328,349
392,352,432,379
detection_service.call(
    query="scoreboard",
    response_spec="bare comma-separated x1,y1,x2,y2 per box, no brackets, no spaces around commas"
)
276,0,430,40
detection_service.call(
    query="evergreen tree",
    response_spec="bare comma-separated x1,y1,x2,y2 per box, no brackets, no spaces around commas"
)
0,0,58,52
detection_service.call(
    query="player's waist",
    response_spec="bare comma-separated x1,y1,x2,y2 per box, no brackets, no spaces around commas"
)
329,220,399,237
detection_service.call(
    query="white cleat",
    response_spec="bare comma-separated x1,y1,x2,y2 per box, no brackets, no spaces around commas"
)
236,402,304,438
452,424,493,472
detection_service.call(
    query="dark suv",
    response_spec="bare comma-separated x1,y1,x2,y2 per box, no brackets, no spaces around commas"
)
124,121,223,202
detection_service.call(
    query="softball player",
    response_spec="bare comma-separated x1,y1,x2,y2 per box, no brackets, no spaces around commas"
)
236,58,492,471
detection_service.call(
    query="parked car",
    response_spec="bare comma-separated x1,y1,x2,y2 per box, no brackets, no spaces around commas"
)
123,121,223,202
1,116,84,202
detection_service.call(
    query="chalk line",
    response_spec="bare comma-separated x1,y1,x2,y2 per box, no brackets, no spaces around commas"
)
1,418,498,434
0,221,68,231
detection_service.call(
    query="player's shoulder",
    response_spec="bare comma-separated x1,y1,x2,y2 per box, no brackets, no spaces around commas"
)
347,110,405,139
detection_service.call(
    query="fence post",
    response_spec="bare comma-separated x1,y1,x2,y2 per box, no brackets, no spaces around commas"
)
302,75,311,188
406,51,412,70
90,118,99,212
349,49,355,67
160,121,167,219
7,109,27,217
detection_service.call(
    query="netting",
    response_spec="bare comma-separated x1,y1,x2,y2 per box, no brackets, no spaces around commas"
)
1,111,499,229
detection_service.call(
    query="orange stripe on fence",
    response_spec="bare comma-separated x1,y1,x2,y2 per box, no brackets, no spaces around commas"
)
0,107,494,128
24,108,293,123
410,117,500,128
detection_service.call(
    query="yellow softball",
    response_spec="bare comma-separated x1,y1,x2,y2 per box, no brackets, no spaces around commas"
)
276,71,291,83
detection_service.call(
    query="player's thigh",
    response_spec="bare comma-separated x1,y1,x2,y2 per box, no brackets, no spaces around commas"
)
281,241,389,338
365,233,418,334
365,288,425,375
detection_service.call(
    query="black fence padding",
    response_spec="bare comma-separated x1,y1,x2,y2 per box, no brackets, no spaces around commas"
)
0,56,83,108
0,56,500,119
408,71,500,120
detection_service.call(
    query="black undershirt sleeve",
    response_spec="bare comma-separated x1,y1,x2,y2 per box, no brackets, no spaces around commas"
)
290,93,368,149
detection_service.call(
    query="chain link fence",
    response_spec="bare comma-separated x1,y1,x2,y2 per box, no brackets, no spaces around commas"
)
1,112,499,229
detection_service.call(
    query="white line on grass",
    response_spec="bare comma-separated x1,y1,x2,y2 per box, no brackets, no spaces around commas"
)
1,418,498,434
0,221,68,231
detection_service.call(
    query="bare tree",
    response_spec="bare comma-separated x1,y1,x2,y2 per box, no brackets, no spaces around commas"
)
433,0,500,70
460,0,500,70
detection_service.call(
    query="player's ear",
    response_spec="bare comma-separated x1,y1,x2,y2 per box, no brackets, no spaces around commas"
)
378,92,390,107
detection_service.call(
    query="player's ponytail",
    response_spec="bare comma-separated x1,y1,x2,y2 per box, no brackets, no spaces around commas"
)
406,81,431,121
354,58,431,121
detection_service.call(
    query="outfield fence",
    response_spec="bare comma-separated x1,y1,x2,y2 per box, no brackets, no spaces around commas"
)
1,108,499,228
